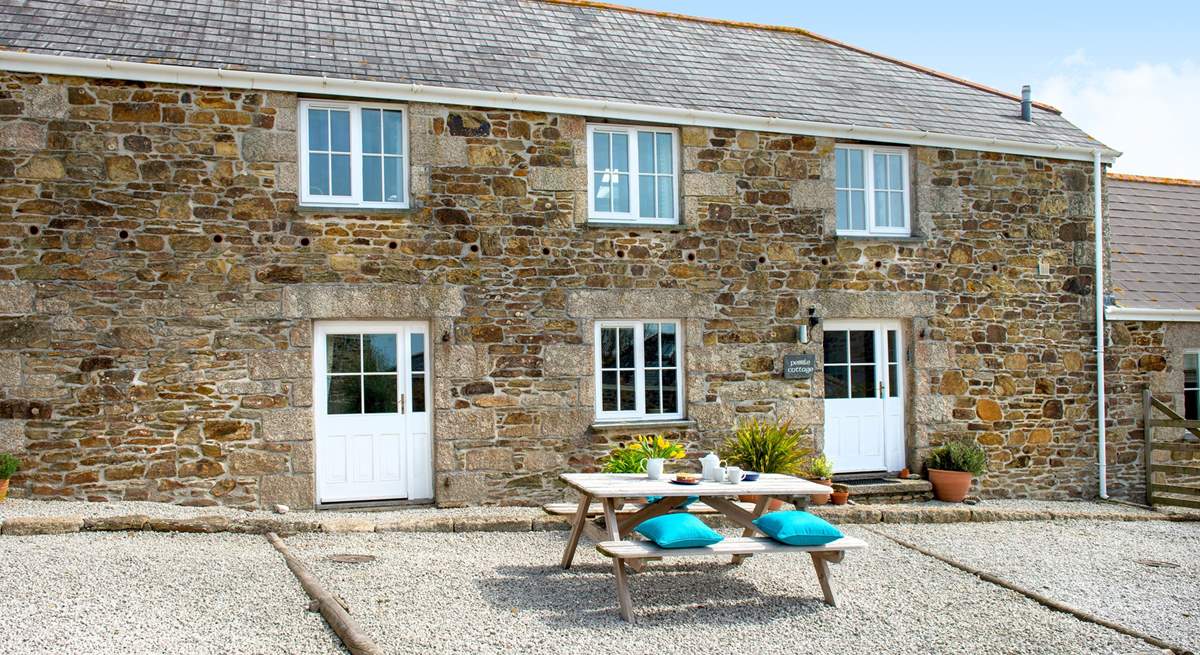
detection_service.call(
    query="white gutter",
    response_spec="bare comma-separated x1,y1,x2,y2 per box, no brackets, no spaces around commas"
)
1105,306,1200,322
0,51,1122,164
1094,149,1108,500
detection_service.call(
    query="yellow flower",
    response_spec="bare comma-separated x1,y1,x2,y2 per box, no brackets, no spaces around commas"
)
656,436,667,448
628,443,642,451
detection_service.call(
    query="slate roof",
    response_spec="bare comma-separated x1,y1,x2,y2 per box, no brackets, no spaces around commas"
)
0,0,1107,152
1108,174,1200,311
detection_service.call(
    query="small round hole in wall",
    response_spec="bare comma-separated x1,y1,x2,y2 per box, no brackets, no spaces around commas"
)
935,262,943,270
874,260,882,269
213,234,223,243
992,264,999,272
757,256,766,264
541,247,550,255
687,253,696,262
469,244,480,253
29,226,40,235
300,237,311,247
118,230,129,239
821,258,829,266
388,241,397,250
617,250,625,258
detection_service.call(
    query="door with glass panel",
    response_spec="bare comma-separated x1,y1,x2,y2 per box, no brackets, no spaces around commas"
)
314,321,431,503
822,320,905,473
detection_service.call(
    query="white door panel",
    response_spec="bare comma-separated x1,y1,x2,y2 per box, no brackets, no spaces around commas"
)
315,321,432,504
823,321,905,474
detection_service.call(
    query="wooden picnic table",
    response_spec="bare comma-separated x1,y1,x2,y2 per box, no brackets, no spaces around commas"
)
557,472,862,621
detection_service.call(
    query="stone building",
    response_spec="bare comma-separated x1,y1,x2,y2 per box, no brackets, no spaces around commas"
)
1103,173,1200,503
0,0,1121,509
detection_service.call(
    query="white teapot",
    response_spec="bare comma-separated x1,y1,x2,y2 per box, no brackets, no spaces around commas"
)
700,452,722,482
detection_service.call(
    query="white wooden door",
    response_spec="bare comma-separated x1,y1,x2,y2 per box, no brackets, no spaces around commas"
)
314,321,432,503
822,320,905,473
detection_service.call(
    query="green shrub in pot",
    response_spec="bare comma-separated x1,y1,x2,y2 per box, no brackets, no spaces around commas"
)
925,439,987,502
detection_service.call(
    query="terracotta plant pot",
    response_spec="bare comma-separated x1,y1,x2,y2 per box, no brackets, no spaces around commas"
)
928,468,973,502
0,478,9,503
739,494,785,511
810,478,832,505
830,490,849,505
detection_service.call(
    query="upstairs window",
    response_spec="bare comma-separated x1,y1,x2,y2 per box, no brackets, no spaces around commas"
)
594,320,683,422
299,100,408,208
587,124,678,224
1186,352,1198,421
835,145,910,236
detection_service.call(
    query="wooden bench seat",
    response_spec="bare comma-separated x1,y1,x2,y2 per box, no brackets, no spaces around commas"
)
595,535,867,621
541,500,754,517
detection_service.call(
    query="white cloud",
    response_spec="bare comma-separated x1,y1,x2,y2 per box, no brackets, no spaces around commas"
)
1039,61,1200,179
1061,48,1090,67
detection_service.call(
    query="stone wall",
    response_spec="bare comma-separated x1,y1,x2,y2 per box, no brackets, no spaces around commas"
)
0,72,1109,508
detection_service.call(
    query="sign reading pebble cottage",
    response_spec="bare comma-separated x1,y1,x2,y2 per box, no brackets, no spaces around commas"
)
0,0,1156,511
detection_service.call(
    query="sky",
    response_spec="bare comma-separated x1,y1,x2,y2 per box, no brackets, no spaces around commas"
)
615,1,1200,179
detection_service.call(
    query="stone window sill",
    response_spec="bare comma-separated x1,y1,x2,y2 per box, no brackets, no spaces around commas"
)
590,419,697,433
297,204,421,217
834,232,927,244
584,221,691,232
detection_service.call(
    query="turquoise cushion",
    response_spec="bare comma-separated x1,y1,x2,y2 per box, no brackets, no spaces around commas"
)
644,495,698,508
753,511,843,547
635,513,723,549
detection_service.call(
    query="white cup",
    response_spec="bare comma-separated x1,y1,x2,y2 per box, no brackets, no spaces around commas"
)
725,466,744,484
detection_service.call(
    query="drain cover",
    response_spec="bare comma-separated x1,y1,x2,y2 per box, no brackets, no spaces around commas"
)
327,554,376,564
1134,559,1179,569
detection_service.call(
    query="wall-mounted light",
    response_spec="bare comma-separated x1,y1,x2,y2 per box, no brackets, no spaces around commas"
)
807,306,820,329
797,324,810,344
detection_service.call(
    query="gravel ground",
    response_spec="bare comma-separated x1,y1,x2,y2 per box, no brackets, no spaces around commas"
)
876,520,1200,652
0,532,344,655
283,527,1156,655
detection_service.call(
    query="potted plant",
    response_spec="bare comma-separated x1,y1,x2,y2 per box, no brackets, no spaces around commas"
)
830,483,850,505
808,454,834,505
0,453,19,503
925,439,987,502
720,419,812,511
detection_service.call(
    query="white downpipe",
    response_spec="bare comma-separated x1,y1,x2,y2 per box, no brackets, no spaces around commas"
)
1094,149,1108,499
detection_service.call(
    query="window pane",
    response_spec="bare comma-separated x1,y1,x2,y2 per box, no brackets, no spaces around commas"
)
362,108,381,154
613,173,630,213
363,375,397,414
660,323,676,366
824,331,848,364
643,323,660,367
1187,390,1198,421
874,190,888,227
657,177,674,219
848,149,864,188
327,375,361,414
849,330,875,363
383,110,403,155
890,191,904,227
889,155,903,191
618,327,634,368
593,173,611,212
645,369,661,414
661,368,678,414
825,366,848,399
888,364,899,398
308,108,328,150
619,369,635,410
639,175,656,218
612,133,629,172
874,153,887,189
363,156,382,202
411,374,425,413
836,190,849,230
327,335,361,373
851,365,875,398
330,110,350,152
309,153,330,196
887,330,898,363
851,190,866,230
638,132,654,172
601,328,616,368
410,333,425,373
331,154,351,196
835,148,847,188
384,157,403,203
363,334,397,373
593,132,611,171
656,133,673,173
601,370,618,411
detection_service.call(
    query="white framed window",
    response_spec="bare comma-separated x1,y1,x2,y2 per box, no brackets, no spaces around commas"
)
1185,351,1198,421
835,145,910,236
594,320,683,422
299,100,409,209
587,124,678,224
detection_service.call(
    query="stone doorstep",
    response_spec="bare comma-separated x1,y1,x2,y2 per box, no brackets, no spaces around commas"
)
0,505,1182,537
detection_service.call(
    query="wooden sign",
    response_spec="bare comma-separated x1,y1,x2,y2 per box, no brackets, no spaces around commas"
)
783,354,816,380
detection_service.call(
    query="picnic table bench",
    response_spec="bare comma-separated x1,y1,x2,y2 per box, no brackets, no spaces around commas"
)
552,473,866,622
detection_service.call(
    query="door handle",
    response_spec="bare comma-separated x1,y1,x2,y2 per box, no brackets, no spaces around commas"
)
400,393,406,415
879,381,885,398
